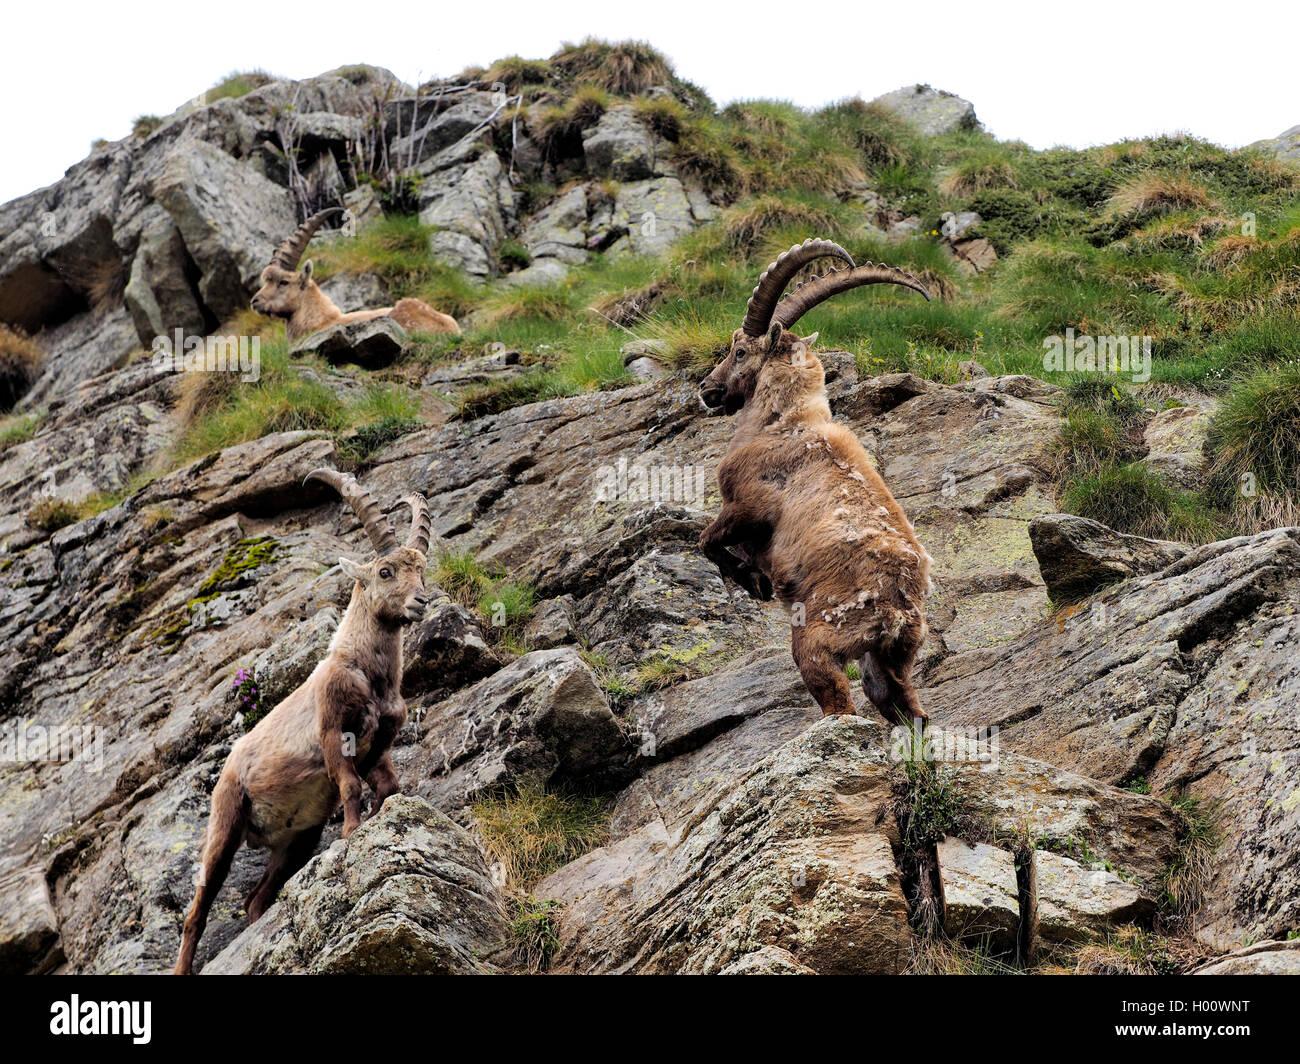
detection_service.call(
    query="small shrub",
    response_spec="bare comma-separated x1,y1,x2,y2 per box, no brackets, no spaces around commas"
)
549,38,674,96
471,780,611,890
1206,364,1300,524
205,70,276,103
132,115,163,138
26,498,82,534
231,667,266,731
498,238,532,270
507,896,562,973
1061,464,1225,543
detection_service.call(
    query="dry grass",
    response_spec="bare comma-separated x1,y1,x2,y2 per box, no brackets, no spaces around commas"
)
1107,173,1212,218
549,38,673,96
0,325,43,410
472,779,610,892
1203,233,1262,267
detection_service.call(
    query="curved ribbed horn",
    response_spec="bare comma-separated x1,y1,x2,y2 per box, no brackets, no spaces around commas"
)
394,493,431,556
304,468,400,556
741,238,856,337
273,208,344,271
772,262,931,329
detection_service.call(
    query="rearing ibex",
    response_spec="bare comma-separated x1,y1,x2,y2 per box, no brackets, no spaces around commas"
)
173,471,431,975
251,208,461,339
698,238,933,722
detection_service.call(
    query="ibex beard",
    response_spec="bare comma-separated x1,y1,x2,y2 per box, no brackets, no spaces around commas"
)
172,471,432,975
699,238,933,724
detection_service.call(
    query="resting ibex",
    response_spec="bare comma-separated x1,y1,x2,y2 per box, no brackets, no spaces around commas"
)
173,471,431,975
699,238,933,723
251,209,461,339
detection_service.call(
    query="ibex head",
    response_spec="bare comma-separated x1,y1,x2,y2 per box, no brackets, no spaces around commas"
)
700,238,930,414
306,469,432,626
251,209,342,320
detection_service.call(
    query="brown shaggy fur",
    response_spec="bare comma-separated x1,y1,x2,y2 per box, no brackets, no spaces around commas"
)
699,323,931,722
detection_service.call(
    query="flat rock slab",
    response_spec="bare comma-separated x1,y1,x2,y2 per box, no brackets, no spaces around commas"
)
936,837,1020,954
1031,849,1154,949
1195,939,1300,974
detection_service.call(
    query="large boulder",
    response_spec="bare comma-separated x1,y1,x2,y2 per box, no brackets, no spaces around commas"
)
1028,513,1189,603
925,526,1300,951
399,647,633,809
537,716,913,974
419,151,517,277
203,796,507,974
869,84,981,137
151,140,297,321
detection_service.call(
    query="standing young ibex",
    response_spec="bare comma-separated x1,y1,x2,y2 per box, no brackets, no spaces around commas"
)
173,471,431,975
251,208,461,339
699,238,933,723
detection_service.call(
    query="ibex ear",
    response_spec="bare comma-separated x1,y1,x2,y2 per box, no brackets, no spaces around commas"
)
800,331,819,347
762,320,783,360
338,556,368,584
299,260,314,286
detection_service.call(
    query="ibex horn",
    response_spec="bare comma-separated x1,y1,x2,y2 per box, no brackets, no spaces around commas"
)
304,468,401,556
395,493,431,556
741,238,856,337
771,262,931,329
273,208,344,271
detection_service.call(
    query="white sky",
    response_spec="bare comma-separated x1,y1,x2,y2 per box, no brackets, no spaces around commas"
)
2,0,1297,205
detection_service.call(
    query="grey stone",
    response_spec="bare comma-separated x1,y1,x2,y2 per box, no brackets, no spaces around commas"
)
1030,849,1154,948
936,838,1020,954
203,796,507,974
1028,513,1189,602
290,316,410,368
870,84,981,137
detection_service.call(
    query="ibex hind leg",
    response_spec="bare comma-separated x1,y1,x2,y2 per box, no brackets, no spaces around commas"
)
792,625,857,716
246,823,323,921
859,651,892,716
173,773,247,975
873,620,928,727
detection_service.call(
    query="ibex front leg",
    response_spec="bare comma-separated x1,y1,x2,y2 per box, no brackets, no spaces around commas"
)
699,504,773,601
319,671,368,838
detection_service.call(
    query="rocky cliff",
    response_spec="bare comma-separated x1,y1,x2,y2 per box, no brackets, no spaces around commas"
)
1,52,1297,976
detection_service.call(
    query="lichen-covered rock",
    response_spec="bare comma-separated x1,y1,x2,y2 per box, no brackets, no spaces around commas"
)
0,863,63,974
537,716,912,974
936,838,1020,954
1028,513,1189,602
870,84,981,137
203,796,506,974
400,647,633,808
419,151,517,276
1030,849,1155,949
1194,939,1300,975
